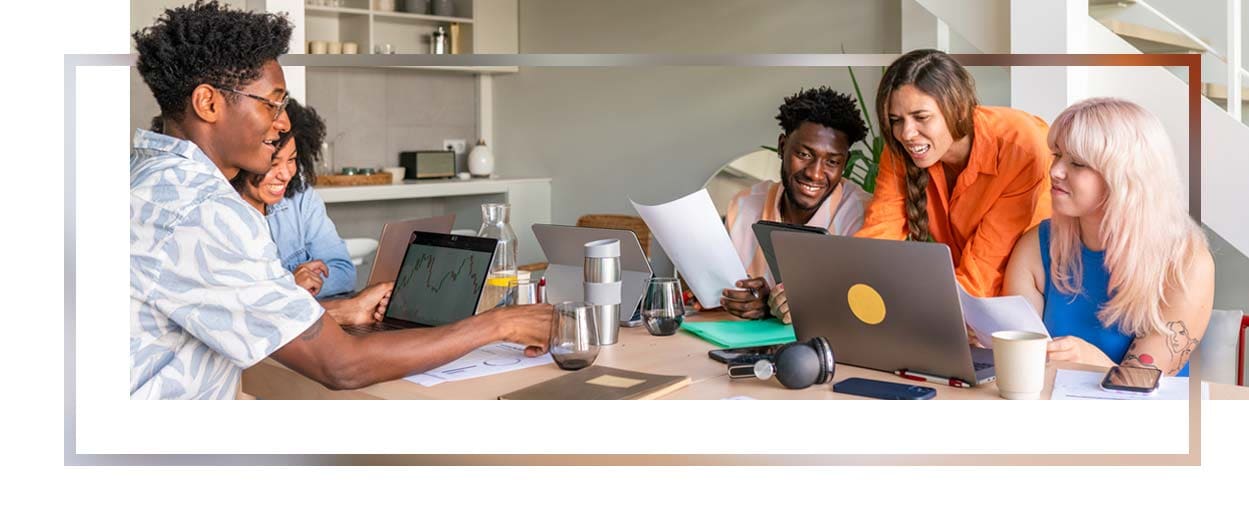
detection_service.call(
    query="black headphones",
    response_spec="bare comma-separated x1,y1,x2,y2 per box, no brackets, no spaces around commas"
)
726,337,835,389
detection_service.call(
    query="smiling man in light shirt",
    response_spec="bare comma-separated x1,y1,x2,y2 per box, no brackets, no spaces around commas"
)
130,0,551,399
721,87,872,321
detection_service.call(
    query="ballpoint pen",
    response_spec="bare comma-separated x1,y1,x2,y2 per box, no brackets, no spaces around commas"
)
894,369,971,388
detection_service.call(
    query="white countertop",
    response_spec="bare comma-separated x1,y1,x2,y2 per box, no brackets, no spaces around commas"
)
314,176,552,203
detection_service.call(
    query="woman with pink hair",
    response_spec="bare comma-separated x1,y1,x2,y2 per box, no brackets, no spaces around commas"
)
1003,97,1214,376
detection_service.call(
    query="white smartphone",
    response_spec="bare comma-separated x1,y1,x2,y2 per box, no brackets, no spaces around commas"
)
1100,365,1163,395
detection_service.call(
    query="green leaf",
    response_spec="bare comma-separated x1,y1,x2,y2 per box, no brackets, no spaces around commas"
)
844,151,861,179
841,43,876,142
760,145,778,153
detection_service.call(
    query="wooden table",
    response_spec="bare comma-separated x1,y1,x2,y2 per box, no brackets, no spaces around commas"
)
242,314,1249,400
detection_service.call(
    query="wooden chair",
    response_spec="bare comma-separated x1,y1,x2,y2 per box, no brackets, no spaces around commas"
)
517,214,654,272
575,214,652,257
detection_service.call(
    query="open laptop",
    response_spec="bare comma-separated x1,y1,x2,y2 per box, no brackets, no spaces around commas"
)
366,214,457,286
343,231,496,335
532,224,653,324
772,232,996,385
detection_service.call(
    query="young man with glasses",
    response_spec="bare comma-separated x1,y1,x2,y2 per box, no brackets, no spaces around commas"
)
130,1,551,399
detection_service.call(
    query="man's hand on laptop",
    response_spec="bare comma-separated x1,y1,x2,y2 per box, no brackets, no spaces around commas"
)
768,282,791,324
721,277,770,320
293,260,329,296
323,282,394,326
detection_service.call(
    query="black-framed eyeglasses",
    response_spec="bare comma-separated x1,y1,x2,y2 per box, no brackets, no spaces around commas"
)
216,86,290,122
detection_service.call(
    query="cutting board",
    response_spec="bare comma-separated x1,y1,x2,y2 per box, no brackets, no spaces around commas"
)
314,172,393,187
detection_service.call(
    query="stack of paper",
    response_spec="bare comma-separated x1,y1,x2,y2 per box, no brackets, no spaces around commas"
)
1050,369,1206,400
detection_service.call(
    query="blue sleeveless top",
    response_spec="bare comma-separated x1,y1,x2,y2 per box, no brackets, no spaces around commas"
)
1038,220,1188,376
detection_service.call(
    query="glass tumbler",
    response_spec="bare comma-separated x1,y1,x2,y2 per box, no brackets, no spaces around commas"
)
504,278,543,306
548,302,600,370
642,277,685,336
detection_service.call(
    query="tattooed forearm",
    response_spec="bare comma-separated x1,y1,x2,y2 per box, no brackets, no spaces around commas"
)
299,316,325,341
1164,321,1199,375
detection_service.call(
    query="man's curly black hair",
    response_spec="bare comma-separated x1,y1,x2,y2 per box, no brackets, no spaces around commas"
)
231,99,326,198
775,87,869,145
133,0,292,121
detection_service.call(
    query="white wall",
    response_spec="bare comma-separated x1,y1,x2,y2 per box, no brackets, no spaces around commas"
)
493,0,904,273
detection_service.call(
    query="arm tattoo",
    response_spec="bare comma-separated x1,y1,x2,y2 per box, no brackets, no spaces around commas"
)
1122,351,1159,370
299,317,325,341
1164,321,1199,375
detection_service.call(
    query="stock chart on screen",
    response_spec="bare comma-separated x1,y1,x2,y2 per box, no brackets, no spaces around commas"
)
385,242,492,326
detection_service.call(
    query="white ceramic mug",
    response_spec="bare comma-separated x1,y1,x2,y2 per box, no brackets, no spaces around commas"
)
991,331,1049,400
383,166,406,184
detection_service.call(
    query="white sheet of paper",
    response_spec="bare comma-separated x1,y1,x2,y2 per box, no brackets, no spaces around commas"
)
956,283,1050,342
631,189,747,309
404,342,553,387
1050,368,1206,400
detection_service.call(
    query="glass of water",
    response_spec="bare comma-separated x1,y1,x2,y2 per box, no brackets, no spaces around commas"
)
642,277,685,336
548,301,600,370
504,278,543,306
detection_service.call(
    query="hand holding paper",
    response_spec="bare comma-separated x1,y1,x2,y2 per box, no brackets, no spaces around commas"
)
956,283,1049,343
631,189,747,309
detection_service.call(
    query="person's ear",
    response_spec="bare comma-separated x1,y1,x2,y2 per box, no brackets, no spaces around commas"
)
189,84,223,124
776,133,787,158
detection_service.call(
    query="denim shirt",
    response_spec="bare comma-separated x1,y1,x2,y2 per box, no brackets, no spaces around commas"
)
265,188,357,299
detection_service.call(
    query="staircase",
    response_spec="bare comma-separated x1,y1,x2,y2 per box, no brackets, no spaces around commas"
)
907,0,1249,263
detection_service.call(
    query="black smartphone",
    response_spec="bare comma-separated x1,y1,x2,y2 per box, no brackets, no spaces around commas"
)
832,377,936,400
708,345,779,364
751,221,829,283
1100,365,1162,395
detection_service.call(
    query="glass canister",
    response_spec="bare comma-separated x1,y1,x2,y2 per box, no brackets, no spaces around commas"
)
477,203,518,310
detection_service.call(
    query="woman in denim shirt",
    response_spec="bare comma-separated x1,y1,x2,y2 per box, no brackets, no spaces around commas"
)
230,99,356,299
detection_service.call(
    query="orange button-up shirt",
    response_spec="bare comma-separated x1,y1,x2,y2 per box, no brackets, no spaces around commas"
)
855,105,1052,297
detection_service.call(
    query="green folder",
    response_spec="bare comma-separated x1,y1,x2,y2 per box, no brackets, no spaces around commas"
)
680,319,797,349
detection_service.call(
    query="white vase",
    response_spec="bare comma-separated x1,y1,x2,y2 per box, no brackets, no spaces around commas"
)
468,139,495,177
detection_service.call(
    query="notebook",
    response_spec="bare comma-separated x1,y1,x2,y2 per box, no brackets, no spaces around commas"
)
681,319,797,349
498,366,690,400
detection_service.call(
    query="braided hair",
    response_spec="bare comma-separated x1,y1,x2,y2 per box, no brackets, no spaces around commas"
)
875,49,978,242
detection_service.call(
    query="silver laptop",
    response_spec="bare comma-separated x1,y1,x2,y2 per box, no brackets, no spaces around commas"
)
366,214,456,286
532,224,653,323
773,232,996,385
344,231,496,335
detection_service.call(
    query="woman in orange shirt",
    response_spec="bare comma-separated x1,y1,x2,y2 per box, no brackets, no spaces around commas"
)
856,49,1052,297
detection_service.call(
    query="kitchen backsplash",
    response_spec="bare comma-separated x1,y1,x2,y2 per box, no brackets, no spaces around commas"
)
306,68,478,174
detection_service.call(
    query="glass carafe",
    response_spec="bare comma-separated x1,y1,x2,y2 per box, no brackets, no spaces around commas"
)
477,203,518,310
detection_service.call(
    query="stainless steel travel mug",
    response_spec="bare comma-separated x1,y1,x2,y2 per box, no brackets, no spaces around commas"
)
583,239,621,345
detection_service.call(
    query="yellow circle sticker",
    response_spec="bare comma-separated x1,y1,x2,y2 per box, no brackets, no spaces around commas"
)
846,283,886,325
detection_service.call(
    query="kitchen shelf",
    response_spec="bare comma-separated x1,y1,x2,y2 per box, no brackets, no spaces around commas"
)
372,10,473,24
305,5,371,16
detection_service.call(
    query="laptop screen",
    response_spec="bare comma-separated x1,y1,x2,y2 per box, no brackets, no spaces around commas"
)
384,231,498,327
